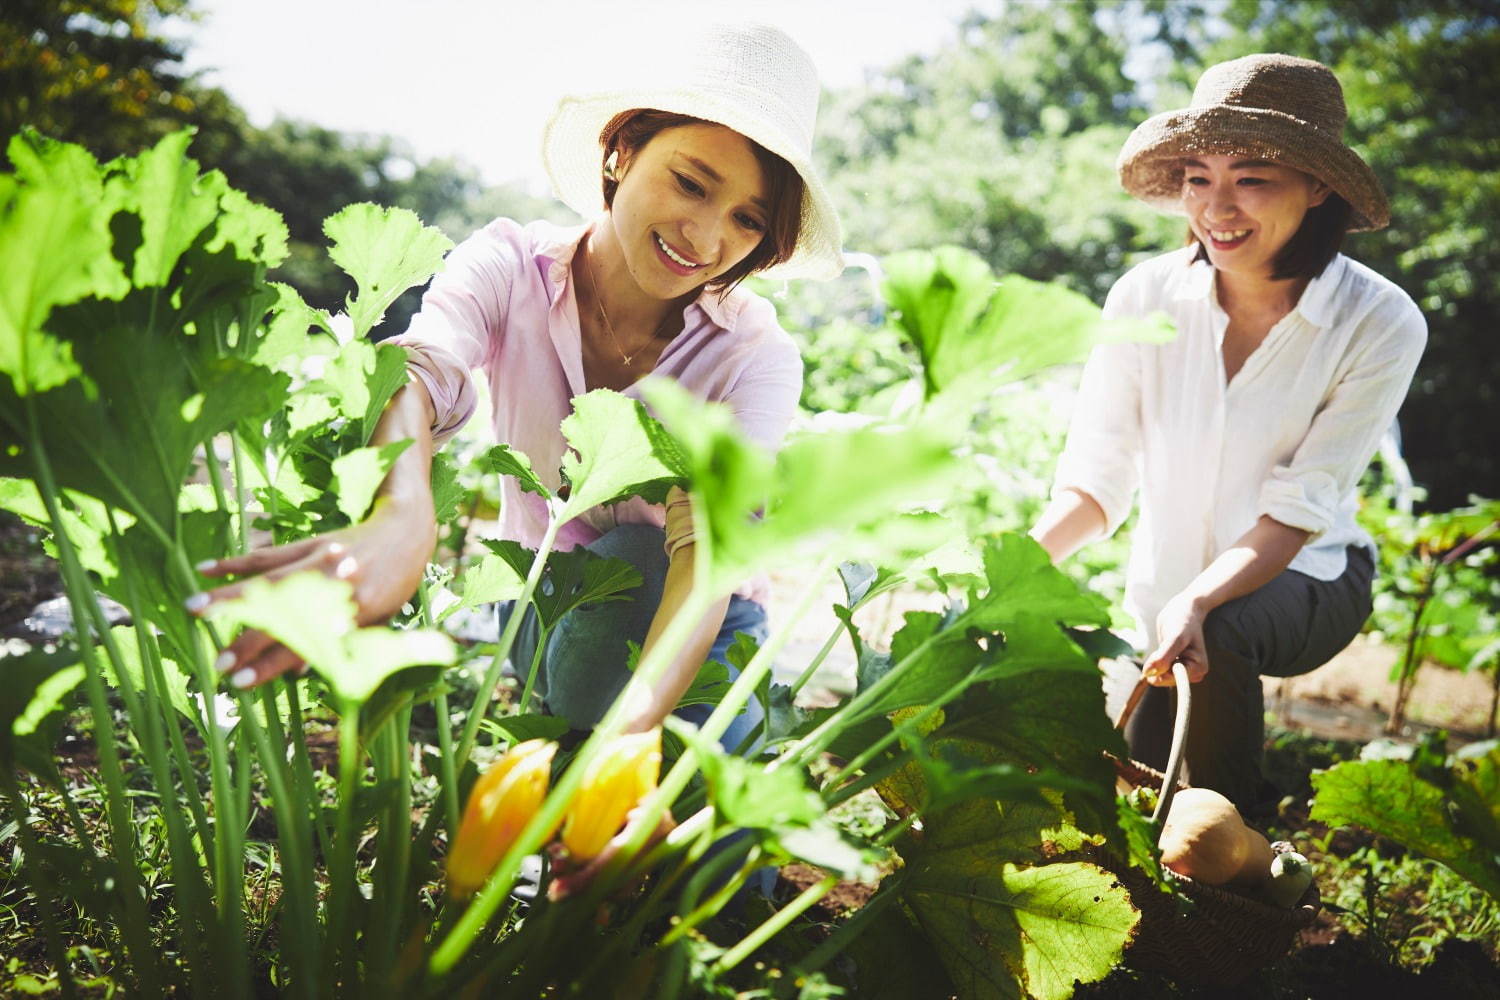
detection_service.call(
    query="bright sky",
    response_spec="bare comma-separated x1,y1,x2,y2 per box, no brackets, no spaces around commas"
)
172,0,988,193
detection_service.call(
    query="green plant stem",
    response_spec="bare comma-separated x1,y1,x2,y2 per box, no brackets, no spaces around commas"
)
371,708,415,994
791,871,905,979
827,679,965,788
711,874,837,976
1,771,80,1000
416,581,460,836
452,516,562,768
658,841,760,948
24,399,164,996
237,687,319,1000
787,622,844,699
326,704,364,994
780,612,959,770
284,679,334,862
515,631,548,716
101,561,214,996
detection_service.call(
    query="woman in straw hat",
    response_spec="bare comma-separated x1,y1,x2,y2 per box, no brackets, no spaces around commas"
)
191,22,843,752
1030,54,1426,809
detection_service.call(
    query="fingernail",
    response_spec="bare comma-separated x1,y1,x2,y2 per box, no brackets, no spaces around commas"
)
195,559,217,573
335,556,357,579
214,650,236,673
230,667,257,689
184,593,209,613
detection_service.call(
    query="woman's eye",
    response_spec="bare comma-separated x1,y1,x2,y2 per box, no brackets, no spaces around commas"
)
736,213,766,233
1185,176,1209,186
1237,177,1268,186
674,173,704,197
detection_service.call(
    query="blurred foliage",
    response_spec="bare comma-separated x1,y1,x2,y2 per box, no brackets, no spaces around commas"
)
0,0,572,338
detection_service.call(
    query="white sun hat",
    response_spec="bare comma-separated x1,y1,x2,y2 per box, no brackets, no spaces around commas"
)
541,20,845,281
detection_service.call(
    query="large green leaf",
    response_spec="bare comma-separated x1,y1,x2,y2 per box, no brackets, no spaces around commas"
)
1311,746,1500,901
882,246,1174,400
99,626,195,723
558,389,687,521
902,852,1136,1000
476,540,642,628
940,669,1126,838
643,379,964,588
0,132,126,395
104,129,228,288
323,203,453,340
204,571,455,707
437,552,526,624
319,339,412,445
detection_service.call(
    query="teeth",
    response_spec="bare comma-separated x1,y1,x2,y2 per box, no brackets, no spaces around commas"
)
1210,229,1251,241
656,234,701,268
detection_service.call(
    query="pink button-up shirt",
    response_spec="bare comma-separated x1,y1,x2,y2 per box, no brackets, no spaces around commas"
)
390,217,804,604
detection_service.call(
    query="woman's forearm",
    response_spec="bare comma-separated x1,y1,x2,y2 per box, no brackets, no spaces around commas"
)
628,542,731,733
371,379,438,522
1178,515,1310,615
1029,488,1109,563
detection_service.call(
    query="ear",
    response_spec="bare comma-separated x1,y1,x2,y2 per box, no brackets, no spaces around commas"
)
1307,177,1332,209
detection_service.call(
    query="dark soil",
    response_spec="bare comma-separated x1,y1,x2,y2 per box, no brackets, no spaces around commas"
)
0,510,61,630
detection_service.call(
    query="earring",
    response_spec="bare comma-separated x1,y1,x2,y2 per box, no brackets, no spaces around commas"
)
603,150,620,183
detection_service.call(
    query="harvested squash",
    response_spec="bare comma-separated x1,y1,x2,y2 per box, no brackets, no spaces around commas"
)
1158,787,1275,887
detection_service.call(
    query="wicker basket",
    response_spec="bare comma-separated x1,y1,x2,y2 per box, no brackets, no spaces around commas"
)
1091,664,1321,986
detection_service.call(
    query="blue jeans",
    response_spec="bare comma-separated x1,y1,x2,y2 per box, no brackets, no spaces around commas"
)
499,523,768,755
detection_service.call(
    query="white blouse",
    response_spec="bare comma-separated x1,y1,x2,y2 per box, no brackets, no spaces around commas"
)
1053,247,1427,646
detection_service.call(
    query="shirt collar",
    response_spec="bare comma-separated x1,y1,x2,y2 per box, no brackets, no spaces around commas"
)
1172,248,1345,329
532,217,744,331
1291,253,1345,329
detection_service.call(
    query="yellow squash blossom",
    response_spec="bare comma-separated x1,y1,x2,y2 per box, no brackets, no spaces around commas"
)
446,738,557,898
561,728,662,861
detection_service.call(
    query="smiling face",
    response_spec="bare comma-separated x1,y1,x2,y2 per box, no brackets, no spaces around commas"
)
1182,154,1331,279
605,122,773,300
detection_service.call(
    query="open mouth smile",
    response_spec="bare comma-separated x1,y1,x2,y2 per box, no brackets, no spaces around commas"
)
1207,228,1252,249
654,232,705,275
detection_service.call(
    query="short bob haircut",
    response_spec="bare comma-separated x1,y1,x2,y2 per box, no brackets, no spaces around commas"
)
599,109,804,292
1189,191,1353,280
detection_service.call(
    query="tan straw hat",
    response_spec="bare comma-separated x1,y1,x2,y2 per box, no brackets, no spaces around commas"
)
1117,53,1389,231
542,21,844,280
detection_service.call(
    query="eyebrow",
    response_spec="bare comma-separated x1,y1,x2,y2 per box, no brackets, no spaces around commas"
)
1183,158,1279,170
679,155,770,211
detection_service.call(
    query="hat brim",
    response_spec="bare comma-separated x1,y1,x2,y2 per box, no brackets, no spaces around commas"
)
542,90,845,281
1117,105,1389,232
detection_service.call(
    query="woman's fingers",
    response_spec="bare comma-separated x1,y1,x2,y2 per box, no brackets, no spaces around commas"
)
195,535,326,578
226,641,306,689
187,542,353,612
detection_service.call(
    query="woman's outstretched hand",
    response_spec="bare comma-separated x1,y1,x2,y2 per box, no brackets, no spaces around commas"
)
189,495,437,688
187,380,440,689
1142,592,1210,686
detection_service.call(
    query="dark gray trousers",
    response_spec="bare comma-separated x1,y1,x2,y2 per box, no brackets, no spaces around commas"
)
1105,545,1374,810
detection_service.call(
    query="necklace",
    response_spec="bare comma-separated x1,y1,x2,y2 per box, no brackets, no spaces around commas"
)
582,240,670,367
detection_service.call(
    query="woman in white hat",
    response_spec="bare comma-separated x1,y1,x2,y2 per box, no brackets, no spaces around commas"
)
1030,54,1426,809
194,22,842,751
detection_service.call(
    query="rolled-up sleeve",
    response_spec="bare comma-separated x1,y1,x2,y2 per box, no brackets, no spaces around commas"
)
386,219,518,444
1051,279,1146,535
1257,292,1427,538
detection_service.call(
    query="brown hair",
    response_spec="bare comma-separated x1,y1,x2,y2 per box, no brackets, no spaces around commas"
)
599,109,804,292
1187,192,1352,280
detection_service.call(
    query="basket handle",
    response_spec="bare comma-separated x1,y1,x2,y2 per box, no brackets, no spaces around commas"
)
1112,660,1192,827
